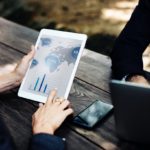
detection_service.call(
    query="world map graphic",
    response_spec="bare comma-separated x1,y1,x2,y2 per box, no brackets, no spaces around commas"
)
31,37,80,73
45,46,80,72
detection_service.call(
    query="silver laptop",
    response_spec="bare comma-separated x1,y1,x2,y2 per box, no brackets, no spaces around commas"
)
110,80,150,143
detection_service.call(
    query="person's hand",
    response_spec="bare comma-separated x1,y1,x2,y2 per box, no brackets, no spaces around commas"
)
128,75,150,86
13,45,35,84
32,89,74,135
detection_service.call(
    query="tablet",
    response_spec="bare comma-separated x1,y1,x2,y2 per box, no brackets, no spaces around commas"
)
18,29,87,103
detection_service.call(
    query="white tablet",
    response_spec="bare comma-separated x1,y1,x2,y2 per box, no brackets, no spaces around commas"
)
18,29,87,103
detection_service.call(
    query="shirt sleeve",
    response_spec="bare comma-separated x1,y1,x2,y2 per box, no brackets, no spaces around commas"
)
110,0,150,80
0,119,15,150
29,133,65,150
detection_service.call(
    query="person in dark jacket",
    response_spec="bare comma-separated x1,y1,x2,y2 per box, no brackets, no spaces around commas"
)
0,45,73,150
110,0,150,85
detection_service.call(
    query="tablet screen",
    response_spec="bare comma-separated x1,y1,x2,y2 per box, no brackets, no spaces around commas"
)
22,34,82,97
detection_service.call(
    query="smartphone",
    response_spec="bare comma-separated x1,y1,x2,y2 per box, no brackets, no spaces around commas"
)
73,100,113,128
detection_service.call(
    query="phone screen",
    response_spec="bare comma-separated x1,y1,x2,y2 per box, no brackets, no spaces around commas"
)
73,100,113,128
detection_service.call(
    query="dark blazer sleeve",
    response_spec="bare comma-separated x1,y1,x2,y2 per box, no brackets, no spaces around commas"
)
29,133,65,150
0,119,65,150
0,119,15,150
110,0,150,79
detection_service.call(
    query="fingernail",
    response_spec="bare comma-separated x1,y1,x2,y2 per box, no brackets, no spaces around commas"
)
54,87,58,91
39,103,43,107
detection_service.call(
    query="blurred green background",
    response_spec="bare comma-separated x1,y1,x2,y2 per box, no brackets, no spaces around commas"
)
0,0,138,55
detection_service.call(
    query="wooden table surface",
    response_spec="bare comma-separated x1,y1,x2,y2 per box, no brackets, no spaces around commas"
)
0,17,146,150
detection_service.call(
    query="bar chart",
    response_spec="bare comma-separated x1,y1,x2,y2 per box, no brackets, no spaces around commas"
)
29,74,48,94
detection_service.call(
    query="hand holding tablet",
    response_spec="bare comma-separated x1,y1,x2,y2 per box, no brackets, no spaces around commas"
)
18,29,87,103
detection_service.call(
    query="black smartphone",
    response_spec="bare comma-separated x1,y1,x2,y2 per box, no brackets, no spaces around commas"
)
73,100,113,128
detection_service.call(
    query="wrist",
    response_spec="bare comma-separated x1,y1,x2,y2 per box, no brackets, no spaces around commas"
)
129,75,146,81
127,75,149,85
125,74,145,81
32,125,55,135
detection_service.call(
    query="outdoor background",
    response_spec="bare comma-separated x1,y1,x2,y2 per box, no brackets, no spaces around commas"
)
0,0,139,56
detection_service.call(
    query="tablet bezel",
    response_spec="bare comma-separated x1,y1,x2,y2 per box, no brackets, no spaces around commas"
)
18,29,87,103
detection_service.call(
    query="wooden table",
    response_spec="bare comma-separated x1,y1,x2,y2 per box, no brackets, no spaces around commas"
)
0,17,146,150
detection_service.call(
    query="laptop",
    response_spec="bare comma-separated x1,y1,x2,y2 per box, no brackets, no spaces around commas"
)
110,80,150,143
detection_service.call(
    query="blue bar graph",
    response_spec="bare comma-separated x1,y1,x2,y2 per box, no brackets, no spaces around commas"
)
34,77,40,90
44,84,48,93
38,74,46,92
31,74,48,94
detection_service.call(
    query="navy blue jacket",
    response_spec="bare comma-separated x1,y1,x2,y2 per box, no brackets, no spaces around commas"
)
110,0,150,79
0,119,65,150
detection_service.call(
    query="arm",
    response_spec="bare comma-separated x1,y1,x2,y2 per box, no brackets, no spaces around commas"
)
0,46,35,93
0,72,21,93
29,90,73,150
110,0,150,80
30,134,65,150
0,119,16,150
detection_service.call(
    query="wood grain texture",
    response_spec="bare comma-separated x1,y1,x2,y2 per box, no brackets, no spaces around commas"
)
77,49,111,92
57,126,103,150
0,17,38,53
0,17,111,92
0,43,23,65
